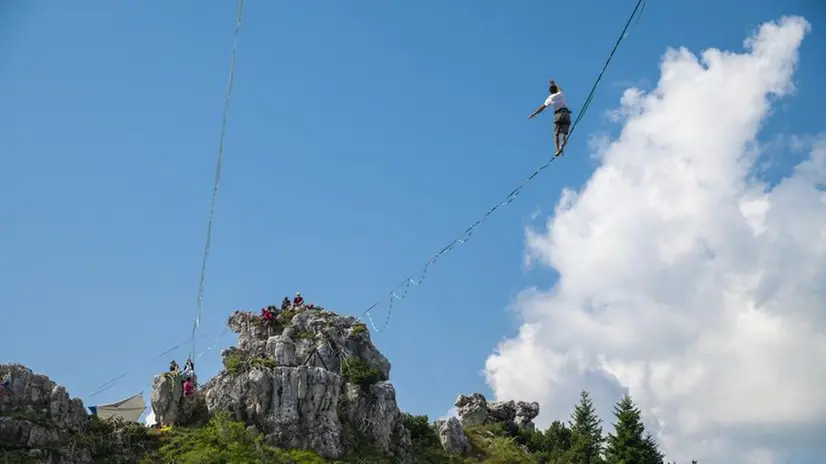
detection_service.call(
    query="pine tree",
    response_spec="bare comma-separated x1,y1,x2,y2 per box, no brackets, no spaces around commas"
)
544,420,573,453
640,432,665,464
604,394,646,463
566,390,605,464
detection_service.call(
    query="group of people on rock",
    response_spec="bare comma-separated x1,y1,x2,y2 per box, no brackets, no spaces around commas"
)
168,359,196,399
260,292,319,322
160,292,319,400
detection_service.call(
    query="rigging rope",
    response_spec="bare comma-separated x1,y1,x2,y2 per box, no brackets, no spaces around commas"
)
86,329,230,398
189,0,245,361
88,0,246,401
361,0,648,333
85,0,645,398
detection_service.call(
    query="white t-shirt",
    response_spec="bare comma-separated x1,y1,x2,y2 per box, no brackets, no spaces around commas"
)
544,92,567,111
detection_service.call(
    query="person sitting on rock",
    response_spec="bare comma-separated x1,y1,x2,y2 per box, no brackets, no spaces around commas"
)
182,377,195,397
169,360,179,374
261,306,275,323
281,297,291,311
293,292,304,307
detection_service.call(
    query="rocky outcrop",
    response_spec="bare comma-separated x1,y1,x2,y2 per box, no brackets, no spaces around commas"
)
0,363,153,463
432,392,540,456
185,304,412,462
150,372,206,427
341,381,411,457
515,400,541,430
434,416,469,455
454,392,540,430
205,365,344,457
0,364,91,463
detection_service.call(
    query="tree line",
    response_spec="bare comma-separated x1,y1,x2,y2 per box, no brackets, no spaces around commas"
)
511,390,697,464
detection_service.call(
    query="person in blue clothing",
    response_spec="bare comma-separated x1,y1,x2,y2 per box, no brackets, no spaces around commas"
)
529,79,572,157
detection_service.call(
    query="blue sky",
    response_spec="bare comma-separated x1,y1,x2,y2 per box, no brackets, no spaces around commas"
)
1,0,824,433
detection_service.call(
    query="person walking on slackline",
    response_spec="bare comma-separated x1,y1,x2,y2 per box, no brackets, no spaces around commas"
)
528,79,571,157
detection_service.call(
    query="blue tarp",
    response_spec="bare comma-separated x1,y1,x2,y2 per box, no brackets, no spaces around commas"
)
88,406,97,415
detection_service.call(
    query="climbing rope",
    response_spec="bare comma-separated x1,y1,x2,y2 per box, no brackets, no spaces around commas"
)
86,0,645,397
189,0,245,361
86,329,230,398
361,0,648,333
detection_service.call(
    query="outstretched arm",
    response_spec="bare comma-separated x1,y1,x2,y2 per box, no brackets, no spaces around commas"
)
528,104,547,119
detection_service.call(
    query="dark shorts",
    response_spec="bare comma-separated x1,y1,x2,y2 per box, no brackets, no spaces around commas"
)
553,108,571,136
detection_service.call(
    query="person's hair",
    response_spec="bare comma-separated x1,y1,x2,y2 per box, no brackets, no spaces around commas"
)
549,83,559,94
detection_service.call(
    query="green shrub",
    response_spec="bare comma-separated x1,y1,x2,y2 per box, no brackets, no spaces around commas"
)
250,357,277,370
225,351,276,375
401,414,438,447
278,308,300,325
145,412,319,463
340,358,382,392
459,424,540,464
486,436,536,464
224,351,247,375
351,323,368,335
399,413,458,463
295,331,316,340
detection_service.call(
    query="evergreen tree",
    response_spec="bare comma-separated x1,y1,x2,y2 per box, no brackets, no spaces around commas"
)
545,420,573,453
566,390,605,464
640,432,665,464
604,394,646,463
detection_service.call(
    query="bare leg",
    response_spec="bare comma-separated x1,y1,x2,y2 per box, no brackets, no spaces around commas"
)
553,133,560,154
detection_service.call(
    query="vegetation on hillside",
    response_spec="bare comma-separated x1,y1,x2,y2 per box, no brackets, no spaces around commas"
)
1,389,700,463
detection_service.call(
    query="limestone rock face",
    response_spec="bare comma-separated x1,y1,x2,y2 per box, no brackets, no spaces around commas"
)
265,366,343,457
434,416,469,455
150,372,204,427
454,392,489,427
436,393,540,456
515,400,541,430
341,381,411,458
201,306,411,461
0,364,90,463
454,393,540,430
0,363,149,463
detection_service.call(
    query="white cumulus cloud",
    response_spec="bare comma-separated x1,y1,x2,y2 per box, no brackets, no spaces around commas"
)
143,410,156,427
484,15,825,463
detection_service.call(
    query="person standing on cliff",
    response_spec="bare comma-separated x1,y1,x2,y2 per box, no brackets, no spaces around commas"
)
183,358,195,376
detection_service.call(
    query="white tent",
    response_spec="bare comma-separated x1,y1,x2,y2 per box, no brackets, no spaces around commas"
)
91,393,146,423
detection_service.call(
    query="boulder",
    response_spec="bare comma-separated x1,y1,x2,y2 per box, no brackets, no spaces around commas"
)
454,392,540,430
434,416,469,455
